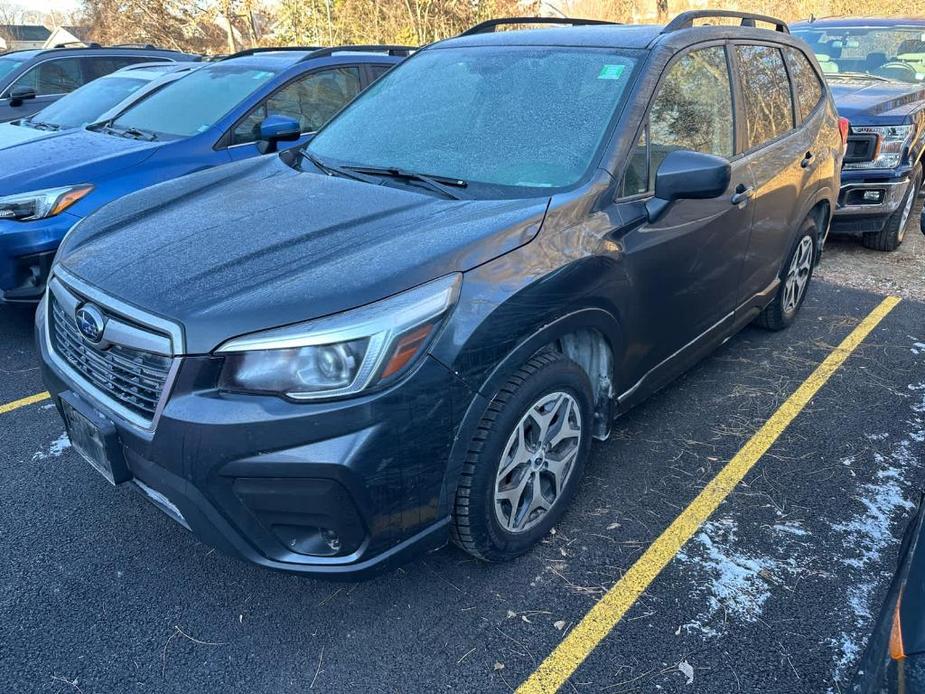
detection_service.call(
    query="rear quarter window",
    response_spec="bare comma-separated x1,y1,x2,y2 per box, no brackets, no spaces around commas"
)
784,47,824,121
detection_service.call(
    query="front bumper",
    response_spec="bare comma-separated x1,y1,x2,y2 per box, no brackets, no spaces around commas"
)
37,301,472,578
0,213,79,302
831,168,913,236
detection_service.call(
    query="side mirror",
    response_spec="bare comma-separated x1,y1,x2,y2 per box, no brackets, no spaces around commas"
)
8,86,36,107
258,115,301,153
645,150,731,222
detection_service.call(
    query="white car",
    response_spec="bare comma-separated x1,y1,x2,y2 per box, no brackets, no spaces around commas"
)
0,62,202,150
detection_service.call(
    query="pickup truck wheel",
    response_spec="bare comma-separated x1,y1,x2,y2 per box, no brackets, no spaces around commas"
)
862,169,921,252
450,351,593,562
756,216,817,331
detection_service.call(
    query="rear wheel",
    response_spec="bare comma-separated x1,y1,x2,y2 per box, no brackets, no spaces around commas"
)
756,217,817,331
862,169,920,252
450,351,593,561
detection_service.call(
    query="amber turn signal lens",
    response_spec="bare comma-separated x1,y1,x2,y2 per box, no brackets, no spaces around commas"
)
380,323,434,380
50,185,94,216
890,600,905,661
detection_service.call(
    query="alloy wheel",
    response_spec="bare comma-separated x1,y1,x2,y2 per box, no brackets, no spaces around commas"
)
782,236,813,315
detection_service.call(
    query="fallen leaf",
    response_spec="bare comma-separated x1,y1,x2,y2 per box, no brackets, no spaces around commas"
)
553,620,566,631
494,662,505,672
606,522,621,531
678,659,694,685
506,610,516,619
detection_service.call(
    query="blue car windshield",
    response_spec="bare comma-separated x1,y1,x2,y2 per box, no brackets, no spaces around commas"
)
29,75,148,129
0,57,23,81
794,26,925,83
111,65,278,138
309,46,638,196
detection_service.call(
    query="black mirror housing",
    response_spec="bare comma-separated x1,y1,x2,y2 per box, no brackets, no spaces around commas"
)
8,86,36,107
646,149,731,222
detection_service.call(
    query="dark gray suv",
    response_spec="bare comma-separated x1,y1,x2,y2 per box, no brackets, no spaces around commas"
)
38,12,843,578
0,45,199,122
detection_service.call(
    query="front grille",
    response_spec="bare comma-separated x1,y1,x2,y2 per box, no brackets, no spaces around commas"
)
50,293,172,422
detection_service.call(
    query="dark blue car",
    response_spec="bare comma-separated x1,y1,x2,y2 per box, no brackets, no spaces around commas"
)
793,18,925,251
0,46,407,301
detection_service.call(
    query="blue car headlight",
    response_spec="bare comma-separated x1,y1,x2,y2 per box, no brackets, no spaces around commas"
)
0,185,93,221
216,273,461,400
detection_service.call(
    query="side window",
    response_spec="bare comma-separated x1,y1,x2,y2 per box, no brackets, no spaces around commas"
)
736,45,795,149
368,64,393,81
784,47,824,122
14,58,83,95
623,45,733,195
86,56,165,80
232,66,362,146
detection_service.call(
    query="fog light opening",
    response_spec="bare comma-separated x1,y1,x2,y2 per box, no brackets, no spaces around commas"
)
321,528,341,553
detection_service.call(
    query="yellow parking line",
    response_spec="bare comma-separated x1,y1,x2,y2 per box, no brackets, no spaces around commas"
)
517,295,902,694
0,391,50,415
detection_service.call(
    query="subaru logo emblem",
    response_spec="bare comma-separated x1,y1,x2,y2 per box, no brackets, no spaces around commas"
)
75,303,106,344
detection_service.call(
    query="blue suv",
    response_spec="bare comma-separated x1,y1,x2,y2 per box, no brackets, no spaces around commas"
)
0,46,408,301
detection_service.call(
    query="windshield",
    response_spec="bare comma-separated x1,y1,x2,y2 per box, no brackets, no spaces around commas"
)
793,26,925,82
0,57,23,82
111,65,277,138
308,46,638,196
27,75,148,129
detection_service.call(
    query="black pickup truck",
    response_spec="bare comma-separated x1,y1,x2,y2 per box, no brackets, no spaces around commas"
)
793,18,925,251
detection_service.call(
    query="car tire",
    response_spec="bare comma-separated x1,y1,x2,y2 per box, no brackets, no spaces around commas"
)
450,350,594,561
756,216,818,331
862,168,921,252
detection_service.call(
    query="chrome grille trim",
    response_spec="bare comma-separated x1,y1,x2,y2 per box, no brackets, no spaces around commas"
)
44,270,183,431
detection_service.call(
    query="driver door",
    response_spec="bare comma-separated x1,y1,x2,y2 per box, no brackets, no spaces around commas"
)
613,44,755,394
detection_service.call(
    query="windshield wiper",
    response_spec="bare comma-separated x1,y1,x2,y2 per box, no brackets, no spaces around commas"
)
345,165,468,199
832,71,895,83
91,123,157,141
21,119,60,131
298,150,378,184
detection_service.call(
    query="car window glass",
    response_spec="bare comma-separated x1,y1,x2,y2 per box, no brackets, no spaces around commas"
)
736,45,795,149
86,56,164,80
0,57,23,82
647,45,734,178
368,64,392,81
29,75,147,129
621,125,649,196
784,47,824,121
15,57,83,95
112,64,278,139
232,66,361,146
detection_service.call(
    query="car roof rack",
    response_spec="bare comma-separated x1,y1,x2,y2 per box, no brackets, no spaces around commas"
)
662,10,789,34
299,45,415,61
460,16,619,36
221,46,322,60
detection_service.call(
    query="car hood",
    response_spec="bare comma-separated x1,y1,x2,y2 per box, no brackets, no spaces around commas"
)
0,121,67,149
0,129,159,194
58,156,550,353
828,78,925,120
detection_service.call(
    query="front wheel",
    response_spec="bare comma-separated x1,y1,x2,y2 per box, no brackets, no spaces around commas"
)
862,169,921,252
756,217,817,331
450,351,594,561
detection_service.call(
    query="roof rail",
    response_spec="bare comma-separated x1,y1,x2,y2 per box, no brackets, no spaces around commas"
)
221,46,321,60
662,10,789,34
299,44,415,61
460,16,619,36
112,43,158,49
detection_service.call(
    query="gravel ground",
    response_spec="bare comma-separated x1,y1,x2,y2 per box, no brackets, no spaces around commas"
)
817,200,925,300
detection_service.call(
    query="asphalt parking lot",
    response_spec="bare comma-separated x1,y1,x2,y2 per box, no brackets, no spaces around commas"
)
1,267,923,692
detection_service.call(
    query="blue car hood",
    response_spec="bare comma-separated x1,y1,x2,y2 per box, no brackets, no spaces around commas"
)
0,121,68,149
0,129,159,194
58,155,550,353
829,78,925,121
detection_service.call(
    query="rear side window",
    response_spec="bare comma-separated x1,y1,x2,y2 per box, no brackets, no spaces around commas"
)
85,56,166,80
622,45,733,196
736,45,795,149
14,57,83,95
784,48,824,121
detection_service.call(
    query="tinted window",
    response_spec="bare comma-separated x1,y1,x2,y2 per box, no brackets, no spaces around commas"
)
648,46,734,175
310,47,638,195
112,65,277,139
368,64,392,80
28,75,147,129
622,125,648,196
86,56,164,80
0,57,23,81
736,45,795,149
785,47,824,121
15,57,83,95
232,66,361,145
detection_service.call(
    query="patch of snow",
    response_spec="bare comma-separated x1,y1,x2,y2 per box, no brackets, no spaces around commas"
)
773,521,809,537
31,433,71,461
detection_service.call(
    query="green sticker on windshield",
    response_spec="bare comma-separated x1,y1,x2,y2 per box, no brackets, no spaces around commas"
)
598,64,625,80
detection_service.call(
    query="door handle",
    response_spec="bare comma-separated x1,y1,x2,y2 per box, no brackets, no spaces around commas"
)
730,184,754,206
800,151,816,168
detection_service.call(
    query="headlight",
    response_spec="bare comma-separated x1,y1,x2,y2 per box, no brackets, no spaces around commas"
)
217,273,461,399
0,185,93,221
845,125,915,170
